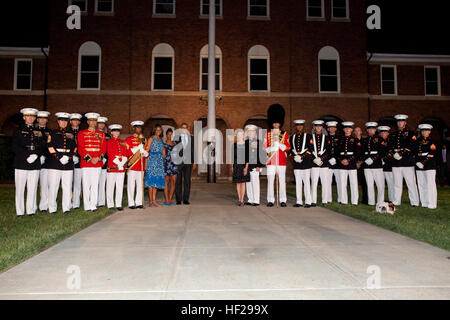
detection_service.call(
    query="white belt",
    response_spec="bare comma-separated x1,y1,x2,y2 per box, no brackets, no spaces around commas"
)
418,152,429,156
365,151,378,155
56,148,70,153
340,152,354,155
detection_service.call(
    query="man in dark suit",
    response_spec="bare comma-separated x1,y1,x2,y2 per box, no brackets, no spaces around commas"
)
172,123,197,205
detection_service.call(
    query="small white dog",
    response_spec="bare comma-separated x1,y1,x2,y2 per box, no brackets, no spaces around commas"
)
376,202,396,215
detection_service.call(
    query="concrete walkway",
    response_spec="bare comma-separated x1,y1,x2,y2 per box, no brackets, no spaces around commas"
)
0,182,449,300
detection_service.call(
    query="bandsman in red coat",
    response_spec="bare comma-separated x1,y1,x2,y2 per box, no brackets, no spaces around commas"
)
77,112,107,211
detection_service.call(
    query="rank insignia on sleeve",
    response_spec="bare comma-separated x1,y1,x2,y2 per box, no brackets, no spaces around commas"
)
430,144,436,150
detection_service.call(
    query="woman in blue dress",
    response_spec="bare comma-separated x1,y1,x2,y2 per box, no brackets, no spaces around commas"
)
163,128,178,206
145,125,165,207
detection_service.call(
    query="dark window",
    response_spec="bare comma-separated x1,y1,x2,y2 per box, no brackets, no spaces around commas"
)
154,0,175,15
154,57,173,90
15,60,32,90
80,56,100,89
249,58,268,91
201,57,221,91
96,0,113,12
307,0,323,18
201,0,221,16
249,0,268,17
319,59,338,92
71,0,87,12
425,67,439,95
381,66,396,95
332,0,348,18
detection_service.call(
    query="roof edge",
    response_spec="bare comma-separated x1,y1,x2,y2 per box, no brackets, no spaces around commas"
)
0,46,50,57
367,52,450,63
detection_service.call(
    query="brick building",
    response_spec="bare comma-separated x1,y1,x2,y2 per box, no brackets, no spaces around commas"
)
1,0,449,177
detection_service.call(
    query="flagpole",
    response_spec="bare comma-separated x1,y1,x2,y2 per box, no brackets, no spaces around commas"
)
207,0,216,183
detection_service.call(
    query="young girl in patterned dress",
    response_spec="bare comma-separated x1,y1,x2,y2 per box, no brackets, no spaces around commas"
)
144,125,166,207
163,128,178,205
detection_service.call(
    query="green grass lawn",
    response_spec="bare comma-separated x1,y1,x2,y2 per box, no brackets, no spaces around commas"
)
287,185,450,251
0,186,116,273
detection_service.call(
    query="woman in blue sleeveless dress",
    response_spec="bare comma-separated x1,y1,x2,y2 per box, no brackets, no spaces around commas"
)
145,125,166,207
163,128,178,206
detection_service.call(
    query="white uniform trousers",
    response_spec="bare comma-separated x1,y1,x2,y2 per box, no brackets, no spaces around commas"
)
127,170,144,207
246,169,260,205
48,169,73,213
15,169,39,216
311,167,330,204
364,168,385,205
416,170,437,209
107,172,125,208
294,169,312,205
392,166,419,206
266,165,287,203
82,167,101,211
72,168,82,208
340,169,359,205
325,169,341,203
384,172,395,203
97,168,107,206
38,168,49,211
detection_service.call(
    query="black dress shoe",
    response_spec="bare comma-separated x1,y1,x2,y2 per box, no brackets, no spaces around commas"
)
183,201,190,205
311,203,317,207
253,203,260,207
244,202,251,206
267,202,274,207
136,205,144,209
281,202,287,207
294,204,302,208
92,209,97,212
129,206,136,210
17,215,24,218
63,211,70,214
304,204,311,208
176,202,182,205
117,207,123,211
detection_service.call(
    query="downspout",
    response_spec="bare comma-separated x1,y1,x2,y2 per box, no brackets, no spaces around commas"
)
366,52,373,121
41,47,49,111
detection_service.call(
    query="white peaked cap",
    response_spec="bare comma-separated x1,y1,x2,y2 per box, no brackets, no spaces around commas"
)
97,116,108,123
312,120,324,126
418,123,433,130
131,120,144,127
70,113,82,120
377,126,390,132
394,114,408,120
37,111,51,118
326,121,338,127
109,124,122,131
20,108,38,116
85,112,100,120
365,122,378,128
245,124,257,131
55,112,70,119
342,121,355,127
294,120,306,125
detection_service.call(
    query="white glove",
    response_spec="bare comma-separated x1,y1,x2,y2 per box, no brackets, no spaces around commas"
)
138,144,145,153
382,160,385,166
279,144,287,152
393,153,402,160
131,146,139,154
113,157,121,166
27,154,38,164
141,150,149,157
329,157,337,166
120,157,128,166
40,156,46,165
365,158,374,166
294,155,302,163
416,162,424,169
102,158,107,164
73,156,79,165
60,155,69,165
313,157,323,166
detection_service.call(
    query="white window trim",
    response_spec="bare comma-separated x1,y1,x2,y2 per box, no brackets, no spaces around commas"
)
152,54,175,92
68,0,88,13
306,0,324,19
95,0,114,14
153,0,176,15
200,0,223,17
14,58,32,91
380,65,397,96
248,56,270,93
200,56,222,92
247,0,270,18
318,54,341,94
77,54,101,91
331,0,349,19
424,65,441,96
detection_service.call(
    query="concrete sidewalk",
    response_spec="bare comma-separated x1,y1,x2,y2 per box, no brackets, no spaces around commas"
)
0,182,449,300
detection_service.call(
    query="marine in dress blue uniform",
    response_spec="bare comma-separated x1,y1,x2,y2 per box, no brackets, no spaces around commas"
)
70,113,83,208
36,111,51,212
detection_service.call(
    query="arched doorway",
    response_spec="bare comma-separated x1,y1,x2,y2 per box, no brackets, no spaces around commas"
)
144,115,177,140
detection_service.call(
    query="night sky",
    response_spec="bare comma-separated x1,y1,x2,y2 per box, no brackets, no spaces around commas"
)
0,0,449,54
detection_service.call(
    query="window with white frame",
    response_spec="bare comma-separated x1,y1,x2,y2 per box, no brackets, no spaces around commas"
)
318,46,340,93
96,0,113,13
154,0,175,15
248,45,270,92
78,41,101,90
380,65,397,95
248,0,269,17
152,43,174,91
14,59,32,90
424,66,440,96
307,0,324,18
201,0,222,16
332,0,348,19
70,0,88,12
200,45,222,91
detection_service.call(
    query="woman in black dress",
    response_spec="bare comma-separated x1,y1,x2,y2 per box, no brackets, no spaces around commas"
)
232,130,250,206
